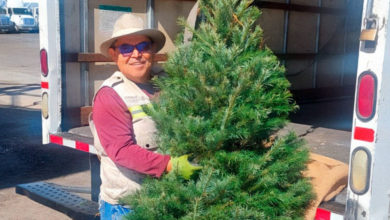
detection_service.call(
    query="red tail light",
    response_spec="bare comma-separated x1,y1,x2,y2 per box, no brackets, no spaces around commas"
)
356,71,377,121
40,49,48,76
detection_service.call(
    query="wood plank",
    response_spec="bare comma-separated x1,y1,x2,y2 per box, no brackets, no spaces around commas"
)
80,106,92,126
75,53,168,63
277,53,347,60
78,53,110,62
74,52,347,62
174,0,346,15
252,1,346,15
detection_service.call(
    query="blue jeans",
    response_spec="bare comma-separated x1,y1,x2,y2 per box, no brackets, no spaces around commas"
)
99,199,132,220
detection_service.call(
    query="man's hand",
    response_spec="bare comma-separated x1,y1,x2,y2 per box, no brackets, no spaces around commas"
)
166,155,202,180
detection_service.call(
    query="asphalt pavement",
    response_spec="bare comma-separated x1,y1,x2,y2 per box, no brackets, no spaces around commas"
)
0,33,91,219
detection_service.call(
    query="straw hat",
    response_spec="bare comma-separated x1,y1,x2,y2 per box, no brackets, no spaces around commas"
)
100,13,166,58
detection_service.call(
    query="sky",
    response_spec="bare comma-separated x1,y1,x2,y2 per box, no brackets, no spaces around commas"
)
0,0,40,8
1,0,40,6
5,0,41,4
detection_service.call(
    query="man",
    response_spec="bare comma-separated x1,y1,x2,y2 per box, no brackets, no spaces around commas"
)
90,13,200,219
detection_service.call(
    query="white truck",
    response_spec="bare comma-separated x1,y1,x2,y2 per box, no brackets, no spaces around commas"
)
24,1,39,30
6,6,37,32
6,0,38,33
15,0,390,219
30,6,38,28
0,7,13,33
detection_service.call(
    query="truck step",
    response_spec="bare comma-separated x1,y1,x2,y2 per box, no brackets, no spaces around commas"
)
15,182,99,220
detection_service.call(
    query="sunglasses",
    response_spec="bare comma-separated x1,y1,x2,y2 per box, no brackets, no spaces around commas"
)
116,41,152,56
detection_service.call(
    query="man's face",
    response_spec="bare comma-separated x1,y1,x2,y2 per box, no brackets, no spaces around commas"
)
109,35,154,83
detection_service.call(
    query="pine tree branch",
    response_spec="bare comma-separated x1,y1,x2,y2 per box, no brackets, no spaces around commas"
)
220,83,242,131
232,13,243,26
178,18,216,55
193,168,214,219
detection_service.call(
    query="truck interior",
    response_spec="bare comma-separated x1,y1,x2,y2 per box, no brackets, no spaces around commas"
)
61,0,361,159
18,0,365,218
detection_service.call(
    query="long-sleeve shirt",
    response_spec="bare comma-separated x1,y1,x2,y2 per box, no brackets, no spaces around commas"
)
92,86,170,178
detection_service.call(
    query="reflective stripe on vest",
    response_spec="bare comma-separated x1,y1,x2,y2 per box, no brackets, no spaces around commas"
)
129,104,153,121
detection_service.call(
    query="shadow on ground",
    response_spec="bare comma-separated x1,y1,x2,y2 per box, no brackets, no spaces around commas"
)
0,83,41,95
0,83,41,108
0,105,90,190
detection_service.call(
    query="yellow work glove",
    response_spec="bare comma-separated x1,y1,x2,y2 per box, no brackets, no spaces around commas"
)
166,155,202,180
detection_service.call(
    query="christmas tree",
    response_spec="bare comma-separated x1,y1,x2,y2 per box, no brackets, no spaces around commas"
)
122,0,314,219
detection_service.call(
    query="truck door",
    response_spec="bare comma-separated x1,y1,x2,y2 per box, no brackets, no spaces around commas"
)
345,0,390,219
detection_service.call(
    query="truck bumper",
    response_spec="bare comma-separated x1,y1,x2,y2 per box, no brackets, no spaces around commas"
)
16,25,38,32
0,25,14,32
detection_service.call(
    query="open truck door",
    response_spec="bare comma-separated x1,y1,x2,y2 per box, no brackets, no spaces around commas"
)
345,0,390,219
